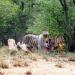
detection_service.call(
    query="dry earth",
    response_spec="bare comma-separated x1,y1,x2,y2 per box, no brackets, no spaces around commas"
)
0,46,75,75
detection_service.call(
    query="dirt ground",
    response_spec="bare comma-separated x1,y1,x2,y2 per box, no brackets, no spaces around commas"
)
0,46,75,75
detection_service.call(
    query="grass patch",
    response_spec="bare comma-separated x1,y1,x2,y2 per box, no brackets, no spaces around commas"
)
0,60,9,69
68,57,75,62
26,71,32,75
10,50,17,56
55,62,64,68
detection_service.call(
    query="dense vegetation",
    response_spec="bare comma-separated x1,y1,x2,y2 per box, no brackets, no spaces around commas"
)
0,0,75,48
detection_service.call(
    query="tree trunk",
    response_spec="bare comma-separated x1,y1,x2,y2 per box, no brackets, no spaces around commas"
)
59,0,71,50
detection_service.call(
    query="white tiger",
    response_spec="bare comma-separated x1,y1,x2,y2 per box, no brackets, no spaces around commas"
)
17,31,49,51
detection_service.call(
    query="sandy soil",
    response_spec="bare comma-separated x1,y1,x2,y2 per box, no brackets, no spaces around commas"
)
0,47,75,75
0,55,75,75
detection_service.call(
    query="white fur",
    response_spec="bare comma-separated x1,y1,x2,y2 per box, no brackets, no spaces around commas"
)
17,42,28,51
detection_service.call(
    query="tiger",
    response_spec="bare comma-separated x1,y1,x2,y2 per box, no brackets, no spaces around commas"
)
17,31,49,51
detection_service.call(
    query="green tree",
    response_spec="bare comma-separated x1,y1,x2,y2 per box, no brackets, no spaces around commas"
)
0,0,18,39
27,0,64,37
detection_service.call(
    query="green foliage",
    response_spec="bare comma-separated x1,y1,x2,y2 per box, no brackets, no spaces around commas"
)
0,0,75,41
0,0,18,25
0,0,33,39
0,0,19,38
27,0,64,36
